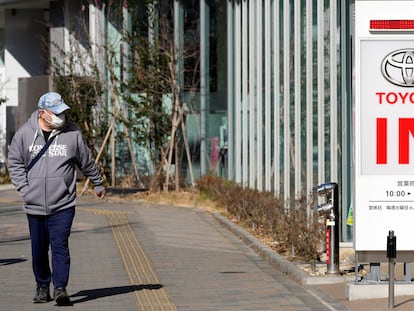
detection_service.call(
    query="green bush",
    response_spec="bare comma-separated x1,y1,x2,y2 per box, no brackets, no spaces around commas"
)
196,175,324,261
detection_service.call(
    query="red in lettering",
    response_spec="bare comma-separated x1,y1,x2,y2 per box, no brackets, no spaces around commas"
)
399,118,414,164
376,118,387,164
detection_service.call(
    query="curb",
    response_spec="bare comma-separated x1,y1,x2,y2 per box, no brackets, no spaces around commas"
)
211,212,353,286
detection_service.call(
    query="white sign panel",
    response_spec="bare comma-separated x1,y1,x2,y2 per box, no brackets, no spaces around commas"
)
355,1,414,251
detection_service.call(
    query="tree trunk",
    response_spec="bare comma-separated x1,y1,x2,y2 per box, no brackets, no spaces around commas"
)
181,114,195,187
80,109,118,195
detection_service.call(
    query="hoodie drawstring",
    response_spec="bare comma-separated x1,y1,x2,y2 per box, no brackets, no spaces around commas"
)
29,129,39,155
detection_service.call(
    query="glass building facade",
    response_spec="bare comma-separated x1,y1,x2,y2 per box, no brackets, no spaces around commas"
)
171,0,353,241
223,1,353,242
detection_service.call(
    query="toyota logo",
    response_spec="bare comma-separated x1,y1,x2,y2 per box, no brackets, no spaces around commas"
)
381,49,414,87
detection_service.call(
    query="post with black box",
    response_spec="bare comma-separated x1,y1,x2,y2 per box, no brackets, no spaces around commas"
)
317,182,341,275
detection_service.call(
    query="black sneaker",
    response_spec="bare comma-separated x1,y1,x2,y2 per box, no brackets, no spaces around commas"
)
54,287,71,306
33,286,51,303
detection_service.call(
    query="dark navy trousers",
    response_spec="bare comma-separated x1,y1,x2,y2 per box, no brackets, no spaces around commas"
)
26,207,75,289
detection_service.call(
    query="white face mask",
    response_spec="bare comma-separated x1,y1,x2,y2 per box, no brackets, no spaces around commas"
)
44,110,66,128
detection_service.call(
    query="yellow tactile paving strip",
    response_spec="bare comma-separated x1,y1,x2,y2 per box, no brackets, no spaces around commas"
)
78,207,177,311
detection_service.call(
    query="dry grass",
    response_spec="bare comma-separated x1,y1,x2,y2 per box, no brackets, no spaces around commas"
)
133,190,227,214
0,173,11,184
78,182,226,214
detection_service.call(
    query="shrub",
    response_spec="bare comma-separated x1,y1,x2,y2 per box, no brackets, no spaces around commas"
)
196,175,324,261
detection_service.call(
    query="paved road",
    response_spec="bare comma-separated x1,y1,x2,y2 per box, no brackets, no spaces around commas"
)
0,186,345,311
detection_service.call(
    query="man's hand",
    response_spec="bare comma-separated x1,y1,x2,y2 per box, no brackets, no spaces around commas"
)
96,189,106,199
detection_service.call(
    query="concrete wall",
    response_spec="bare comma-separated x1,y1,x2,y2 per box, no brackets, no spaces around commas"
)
5,8,47,107
1,8,48,156
17,75,50,127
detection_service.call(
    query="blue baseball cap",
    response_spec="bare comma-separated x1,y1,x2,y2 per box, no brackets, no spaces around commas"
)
38,92,70,114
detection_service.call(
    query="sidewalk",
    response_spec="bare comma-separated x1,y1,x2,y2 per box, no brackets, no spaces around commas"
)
0,186,413,310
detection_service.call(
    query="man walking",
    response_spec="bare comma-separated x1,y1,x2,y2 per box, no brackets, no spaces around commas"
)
8,92,106,305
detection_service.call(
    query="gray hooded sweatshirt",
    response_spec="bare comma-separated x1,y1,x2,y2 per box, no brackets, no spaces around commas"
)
8,111,105,215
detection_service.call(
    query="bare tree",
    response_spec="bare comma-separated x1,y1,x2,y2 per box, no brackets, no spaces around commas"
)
48,2,146,190
49,1,198,192
123,1,198,191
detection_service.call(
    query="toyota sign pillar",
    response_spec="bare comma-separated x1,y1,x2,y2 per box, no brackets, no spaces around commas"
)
355,1,414,258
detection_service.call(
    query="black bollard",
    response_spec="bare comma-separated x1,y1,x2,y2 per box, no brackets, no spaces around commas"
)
387,230,396,309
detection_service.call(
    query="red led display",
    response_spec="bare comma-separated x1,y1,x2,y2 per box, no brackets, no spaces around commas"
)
370,20,414,32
